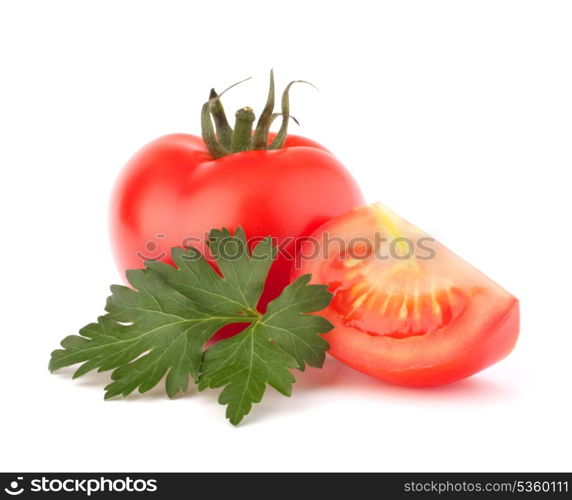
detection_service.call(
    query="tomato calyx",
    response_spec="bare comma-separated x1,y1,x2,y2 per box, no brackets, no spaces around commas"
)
201,70,316,158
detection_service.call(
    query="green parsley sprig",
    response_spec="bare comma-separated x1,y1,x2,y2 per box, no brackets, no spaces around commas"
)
49,228,333,425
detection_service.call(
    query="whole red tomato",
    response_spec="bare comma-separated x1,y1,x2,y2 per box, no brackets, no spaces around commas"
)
110,76,364,310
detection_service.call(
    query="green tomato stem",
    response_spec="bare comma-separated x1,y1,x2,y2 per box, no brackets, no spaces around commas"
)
231,107,256,153
200,72,313,158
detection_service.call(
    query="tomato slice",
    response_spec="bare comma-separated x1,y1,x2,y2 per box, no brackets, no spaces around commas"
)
292,203,519,386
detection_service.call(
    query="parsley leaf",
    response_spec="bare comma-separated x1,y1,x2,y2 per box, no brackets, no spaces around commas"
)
49,228,333,424
198,274,332,424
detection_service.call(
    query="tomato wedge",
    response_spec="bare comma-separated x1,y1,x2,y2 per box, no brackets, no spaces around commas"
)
292,203,519,386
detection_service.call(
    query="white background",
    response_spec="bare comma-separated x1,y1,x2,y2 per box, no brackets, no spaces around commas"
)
1,0,571,473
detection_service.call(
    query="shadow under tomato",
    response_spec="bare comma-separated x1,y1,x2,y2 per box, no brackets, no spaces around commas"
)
293,356,514,401
238,359,515,426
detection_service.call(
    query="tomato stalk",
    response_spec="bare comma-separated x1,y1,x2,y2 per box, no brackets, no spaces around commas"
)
231,107,256,152
201,71,315,159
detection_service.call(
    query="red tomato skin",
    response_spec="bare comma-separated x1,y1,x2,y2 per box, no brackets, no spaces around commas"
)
109,133,364,309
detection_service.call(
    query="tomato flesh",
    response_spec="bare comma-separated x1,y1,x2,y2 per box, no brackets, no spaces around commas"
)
293,203,519,386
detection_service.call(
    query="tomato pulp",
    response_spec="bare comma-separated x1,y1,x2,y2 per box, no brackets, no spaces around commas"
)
292,203,519,386
110,133,364,309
